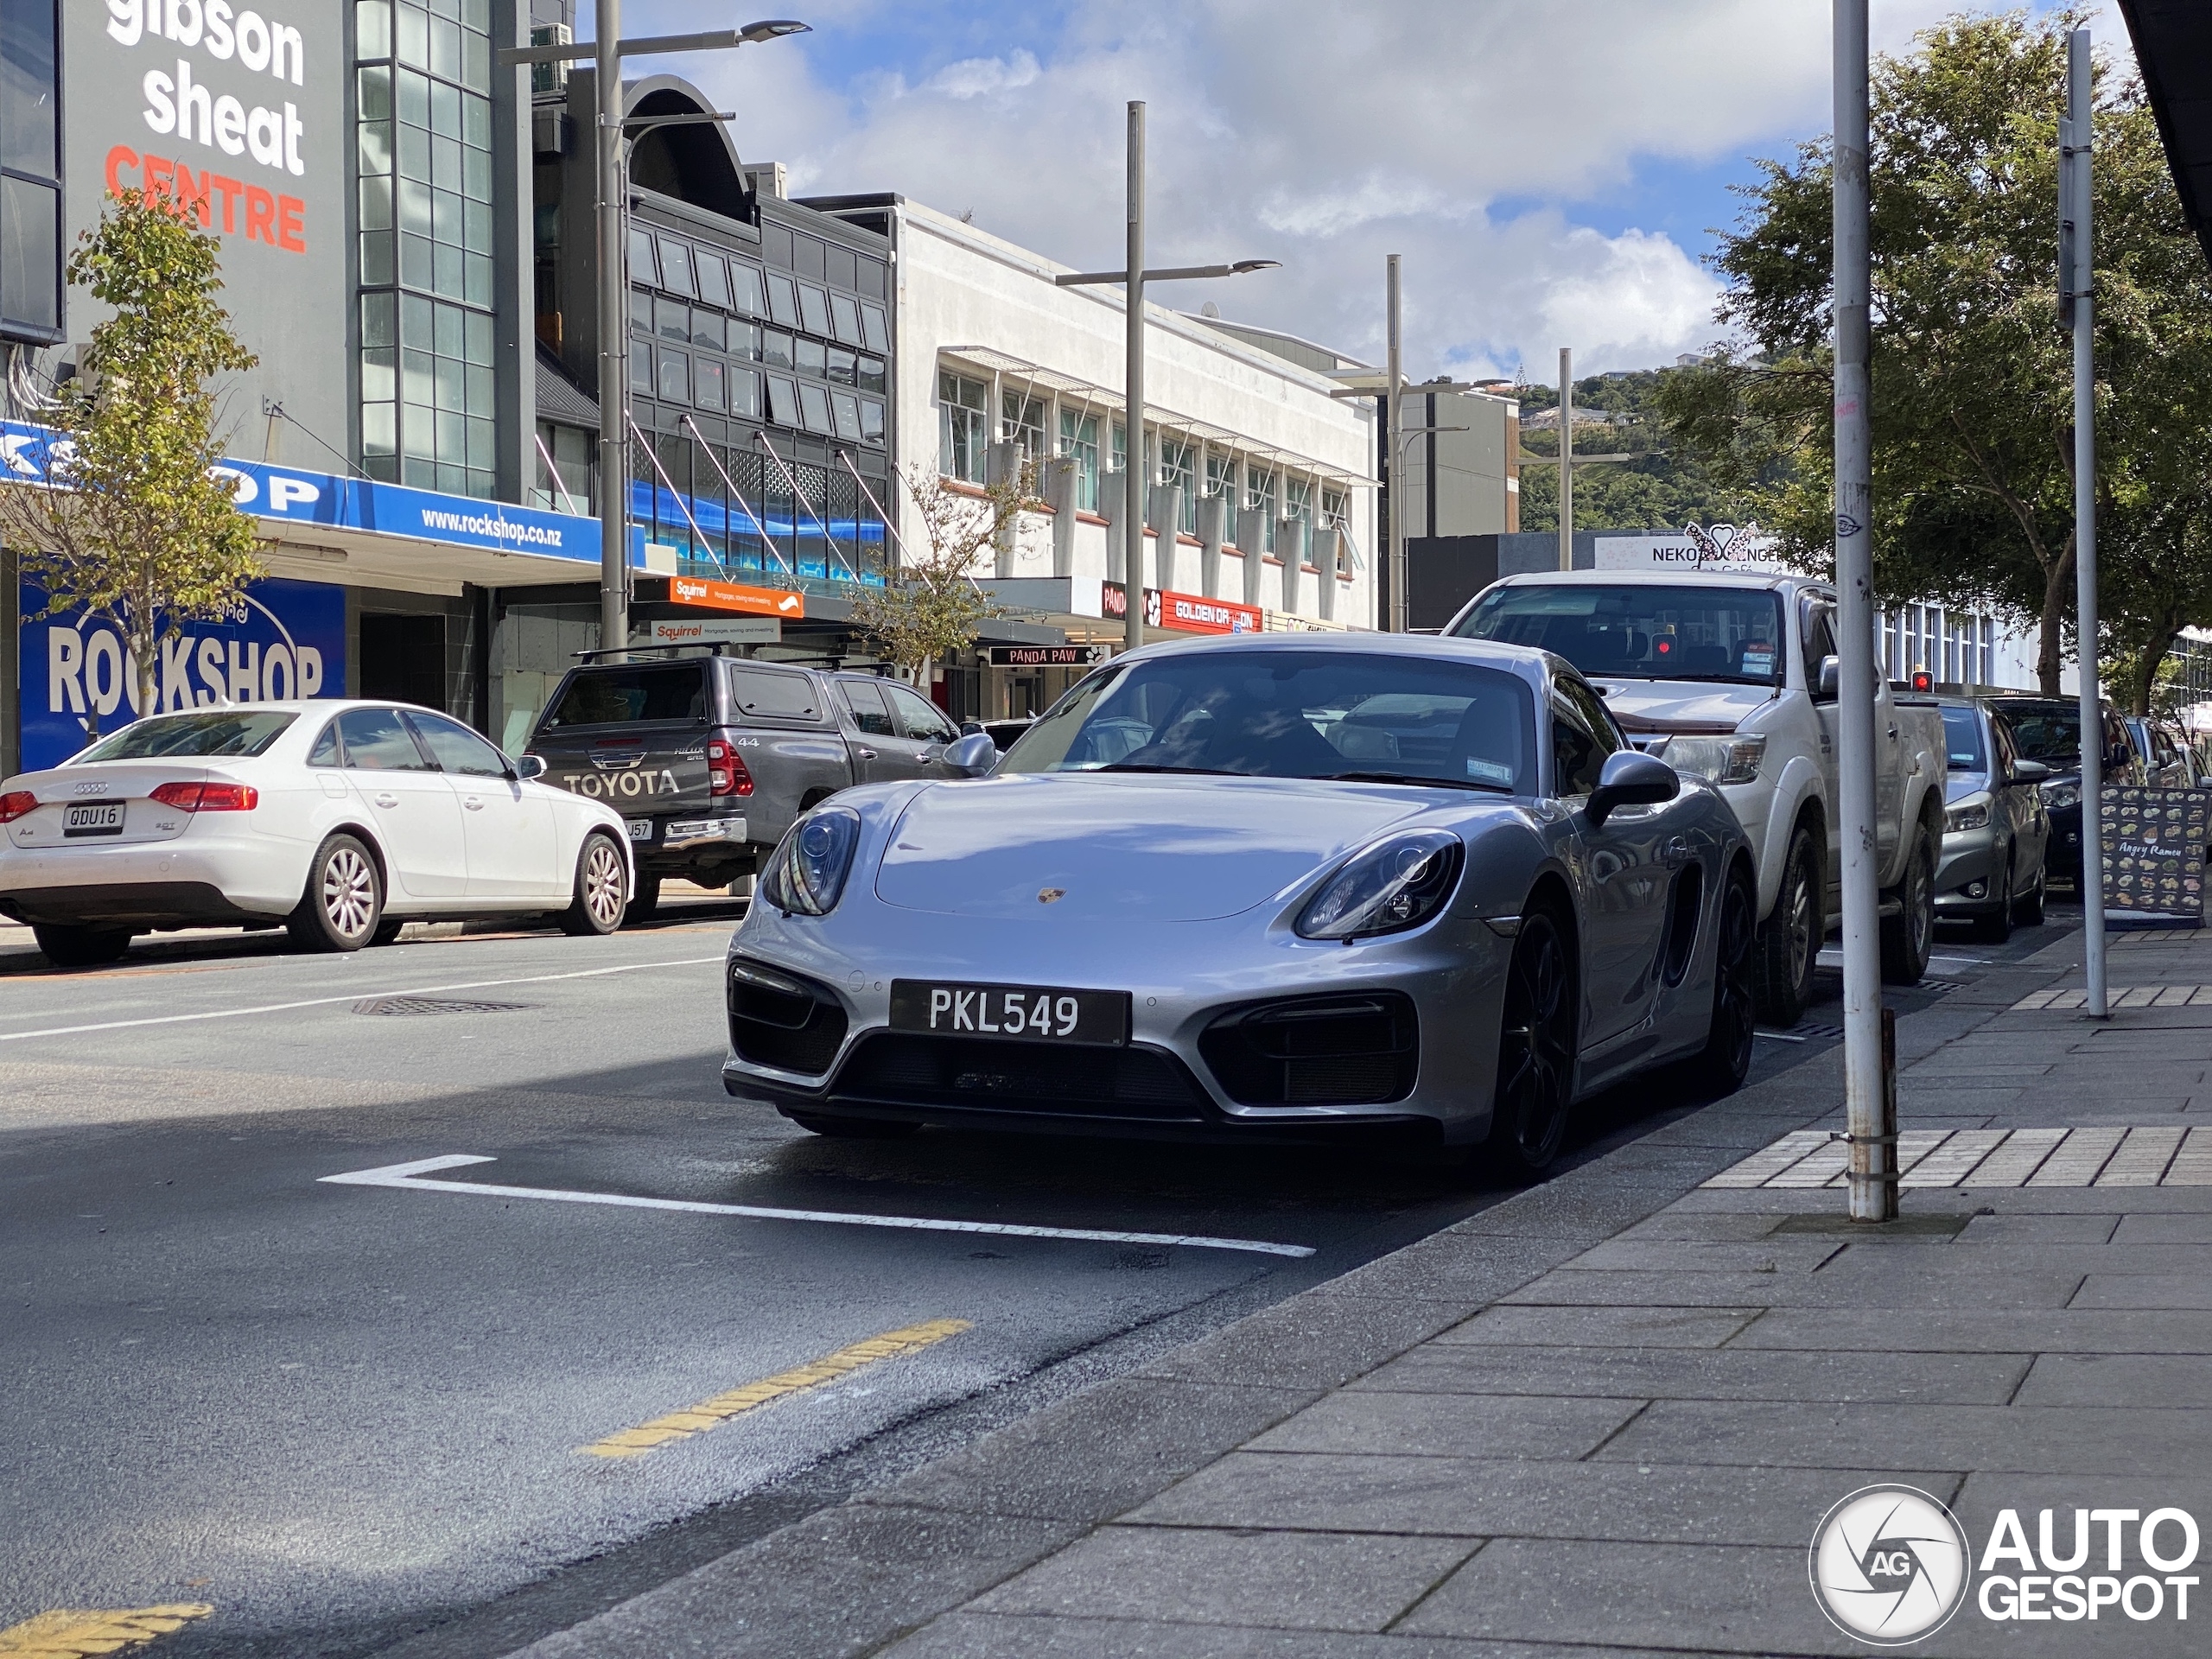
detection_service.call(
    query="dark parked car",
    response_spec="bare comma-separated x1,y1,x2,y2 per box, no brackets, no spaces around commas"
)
1993,698,2143,886
526,649,961,917
1935,698,2050,939
2124,715,2196,790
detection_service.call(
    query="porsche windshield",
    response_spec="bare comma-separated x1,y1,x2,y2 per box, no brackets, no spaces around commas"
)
997,650,1537,792
1453,583,1786,686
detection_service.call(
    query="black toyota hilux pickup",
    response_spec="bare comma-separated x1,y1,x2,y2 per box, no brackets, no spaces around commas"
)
525,647,964,917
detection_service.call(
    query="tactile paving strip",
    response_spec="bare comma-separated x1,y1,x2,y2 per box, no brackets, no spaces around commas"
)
1704,1124,2212,1189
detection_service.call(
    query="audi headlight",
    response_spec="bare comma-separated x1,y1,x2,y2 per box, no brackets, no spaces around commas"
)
1945,794,1991,833
2040,779,2081,810
1660,734,1767,786
760,804,862,916
1295,830,1465,942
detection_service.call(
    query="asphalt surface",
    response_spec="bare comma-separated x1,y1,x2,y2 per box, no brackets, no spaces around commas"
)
0,895,2075,1657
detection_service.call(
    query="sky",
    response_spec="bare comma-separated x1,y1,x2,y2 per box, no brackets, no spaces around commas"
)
602,1,2128,384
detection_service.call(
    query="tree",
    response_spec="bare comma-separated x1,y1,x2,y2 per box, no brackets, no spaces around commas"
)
1516,369,1744,534
0,190,263,731
1653,10,2212,696
849,461,1043,683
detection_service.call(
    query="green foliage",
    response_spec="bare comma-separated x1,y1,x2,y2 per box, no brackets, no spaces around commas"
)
849,462,1042,679
0,190,263,728
1653,8,2212,696
1516,368,1750,534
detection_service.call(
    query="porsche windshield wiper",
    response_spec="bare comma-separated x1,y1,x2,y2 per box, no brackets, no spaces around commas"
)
1326,771,1514,794
1090,763,1238,776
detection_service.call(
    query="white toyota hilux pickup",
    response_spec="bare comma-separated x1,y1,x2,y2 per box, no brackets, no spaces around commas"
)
1447,570,1945,1025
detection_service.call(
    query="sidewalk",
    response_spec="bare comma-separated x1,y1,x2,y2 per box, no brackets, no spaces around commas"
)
511,921,2212,1658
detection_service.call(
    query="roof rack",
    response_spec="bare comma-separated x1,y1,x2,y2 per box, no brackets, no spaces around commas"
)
569,643,735,661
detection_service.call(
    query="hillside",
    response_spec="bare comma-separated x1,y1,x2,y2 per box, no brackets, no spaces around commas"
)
1512,366,1734,534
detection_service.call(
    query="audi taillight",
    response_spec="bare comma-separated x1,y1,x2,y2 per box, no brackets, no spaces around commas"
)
708,740,753,798
149,781,259,812
0,791,35,823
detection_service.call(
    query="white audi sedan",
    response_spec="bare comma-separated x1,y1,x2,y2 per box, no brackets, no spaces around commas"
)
0,702,633,967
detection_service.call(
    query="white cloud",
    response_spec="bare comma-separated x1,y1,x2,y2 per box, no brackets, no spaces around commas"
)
650,0,2068,378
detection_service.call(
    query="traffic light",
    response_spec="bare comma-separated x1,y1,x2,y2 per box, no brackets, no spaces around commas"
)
1910,669,1933,693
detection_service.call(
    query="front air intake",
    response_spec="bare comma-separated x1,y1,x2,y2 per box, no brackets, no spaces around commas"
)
728,957,848,1075
1199,993,1419,1106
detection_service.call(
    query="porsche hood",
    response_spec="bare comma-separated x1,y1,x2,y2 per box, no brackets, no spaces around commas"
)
871,774,1447,923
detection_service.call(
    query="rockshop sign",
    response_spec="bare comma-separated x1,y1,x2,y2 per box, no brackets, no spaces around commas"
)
1808,1485,2202,1644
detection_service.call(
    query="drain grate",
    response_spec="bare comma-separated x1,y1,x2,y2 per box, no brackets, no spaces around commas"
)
353,997,536,1016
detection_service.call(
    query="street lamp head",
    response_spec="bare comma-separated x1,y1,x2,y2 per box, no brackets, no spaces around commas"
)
1230,259,1281,275
738,19,811,42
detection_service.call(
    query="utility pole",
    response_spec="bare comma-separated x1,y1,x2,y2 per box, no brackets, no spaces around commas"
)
2065,28,2107,1018
1834,0,1892,1222
1124,100,1147,654
1386,254,1404,631
1557,346,1573,571
595,0,626,660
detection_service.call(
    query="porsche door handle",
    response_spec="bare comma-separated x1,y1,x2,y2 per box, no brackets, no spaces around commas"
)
856,747,878,760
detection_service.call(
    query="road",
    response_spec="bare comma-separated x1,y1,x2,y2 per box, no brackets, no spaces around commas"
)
0,898,2068,1657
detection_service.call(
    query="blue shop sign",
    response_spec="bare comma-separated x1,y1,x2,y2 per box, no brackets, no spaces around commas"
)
16,578,347,775
0,422,601,564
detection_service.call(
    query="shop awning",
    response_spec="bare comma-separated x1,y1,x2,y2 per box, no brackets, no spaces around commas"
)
2120,0,2212,266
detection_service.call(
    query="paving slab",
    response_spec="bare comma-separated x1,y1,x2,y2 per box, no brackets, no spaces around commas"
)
969,1524,1477,1632
1497,1266,2087,1309
1428,1304,1761,1348
2012,1351,2212,1408
877,1612,1686,1659
1732,1307,2212,1353
1242,1389,1644,1460
1349,1344,2031,1406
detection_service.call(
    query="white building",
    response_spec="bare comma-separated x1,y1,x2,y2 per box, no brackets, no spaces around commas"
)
807,194,1379,719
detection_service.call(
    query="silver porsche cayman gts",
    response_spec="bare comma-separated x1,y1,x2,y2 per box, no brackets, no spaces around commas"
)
721,633,1756,1179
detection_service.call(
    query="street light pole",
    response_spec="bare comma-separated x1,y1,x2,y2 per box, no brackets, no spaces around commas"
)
1834,0,1891,1222
2065,28,2107,1020
595,0,626,659
1386,253,1402,631
1557,346,1573,571
1125,100,1147,654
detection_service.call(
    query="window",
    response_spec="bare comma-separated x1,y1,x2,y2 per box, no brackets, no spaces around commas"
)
761,329,792,370
533,419,593,512
1285,478,1313,526
629,345,653,396
795,234,824,279
1457,583,1787,687
657,238,696,297
860,398,885,444
692,310,725,352
825,243,857,290
728,667,821,721
729,262,766,317
796,337,827,378
857,257,887,300
730,321,763,363
626,225,659,285
696,250,732,309
655,297,690,343
836,679,895,737
860,302,889,353
1160,439,1197,533
763,221,795,268
1560,677,1624,753
798,283,830,338
1247,465,1277,552
336,707,433,770
830,292,862,345
940,372,988,482
405,710,508,776
857,356,886,394
1208,454,1240,538
827,346,857,385
799,382,833,434
75,710,297,762
1058,408,1100,511
887,683,958,744
730,368,764,420
658,349,689,403
1002,391,1046,463
1552,700,1606,798
308,721,340,766
766,272,799,327
1941,706,1986,772
696,358,726,412
831,391,861,441
766,375,800,428
358,0,499,496
543,664,709,728
1800,599,1838,692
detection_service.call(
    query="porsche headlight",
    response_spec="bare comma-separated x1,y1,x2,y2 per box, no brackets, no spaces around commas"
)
2040,779,2081,810
1660,734,1767,786
1296,830,1465,942
1945,794,1991,833
760,805,862,916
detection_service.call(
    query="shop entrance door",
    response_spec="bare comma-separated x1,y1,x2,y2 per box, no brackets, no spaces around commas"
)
361,613,448,711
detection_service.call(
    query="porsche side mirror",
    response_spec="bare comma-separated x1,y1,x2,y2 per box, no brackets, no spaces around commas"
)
1587,748,1679,827
943,732,997,779
2011,758,2051,785
513,753,547,781
1817,655,1840,701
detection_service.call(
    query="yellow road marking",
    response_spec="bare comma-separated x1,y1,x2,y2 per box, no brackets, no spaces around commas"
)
0,1604,213,1657
580,1319,972,1460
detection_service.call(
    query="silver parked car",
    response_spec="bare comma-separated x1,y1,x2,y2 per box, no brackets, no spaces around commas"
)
721,633,1758,1181
1936,697,2051,940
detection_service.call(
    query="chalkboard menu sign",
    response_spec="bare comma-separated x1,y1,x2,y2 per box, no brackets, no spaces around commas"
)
2101,787,2210,918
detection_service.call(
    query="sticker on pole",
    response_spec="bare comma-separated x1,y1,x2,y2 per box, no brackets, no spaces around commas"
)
1809,1484,1971,1645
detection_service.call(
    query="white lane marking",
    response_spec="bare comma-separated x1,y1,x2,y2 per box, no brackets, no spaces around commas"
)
0,957,723,1044
321,1154,1319,1259
1752,1028,1808,1044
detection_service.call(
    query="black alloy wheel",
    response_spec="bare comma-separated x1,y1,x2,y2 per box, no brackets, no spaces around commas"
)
1485,908,1577,1183
32,925,132,969
1969,849,2014,943
1881,825,1936,984
1688,865,1758,1096
1755,823,1821,1026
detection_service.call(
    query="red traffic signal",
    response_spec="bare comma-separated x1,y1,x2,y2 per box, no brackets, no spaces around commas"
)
1910,669,1933,693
